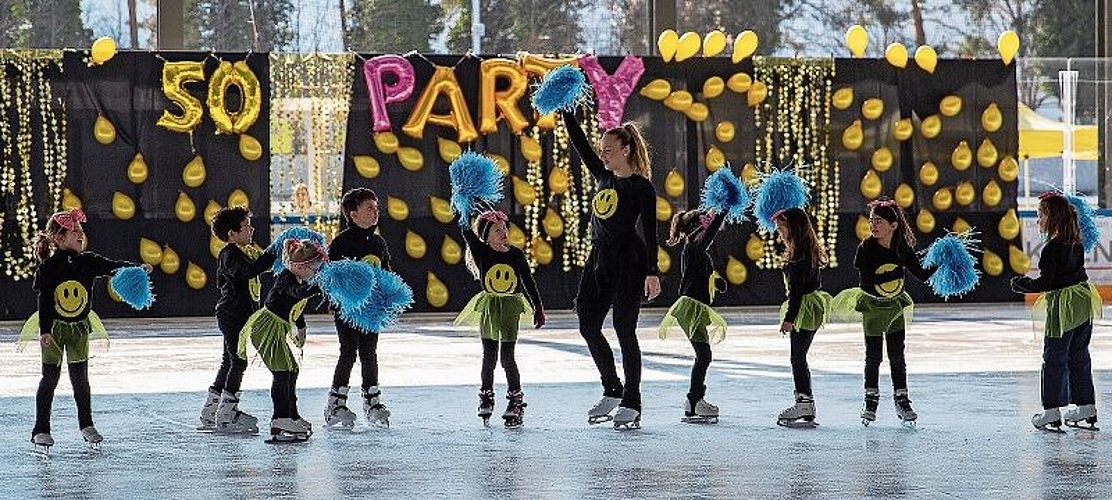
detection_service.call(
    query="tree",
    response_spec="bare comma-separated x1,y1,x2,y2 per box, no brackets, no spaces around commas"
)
186,0,295,51
445,0,587,55
27,0,91,48
344,0,443,53
0,0,30,48
610,0,791,55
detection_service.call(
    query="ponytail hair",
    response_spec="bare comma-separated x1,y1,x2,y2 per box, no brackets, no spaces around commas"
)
606,121,651,179
33,216,68,262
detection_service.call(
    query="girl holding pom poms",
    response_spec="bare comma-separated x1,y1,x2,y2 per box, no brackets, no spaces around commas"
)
22,209,152,451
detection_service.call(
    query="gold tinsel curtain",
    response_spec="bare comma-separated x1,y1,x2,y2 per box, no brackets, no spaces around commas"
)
752,57,839,268
269,53,354,240
0,49,67,280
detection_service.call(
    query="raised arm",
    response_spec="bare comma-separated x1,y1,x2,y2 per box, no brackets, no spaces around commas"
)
561,111,608,180
693,211,727,253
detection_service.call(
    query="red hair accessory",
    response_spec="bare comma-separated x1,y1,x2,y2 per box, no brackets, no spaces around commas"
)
699,213,713,229
771,209,788,222
478,210,508,223
1038,191,1062,200
52,209,87,231
867,199,897,208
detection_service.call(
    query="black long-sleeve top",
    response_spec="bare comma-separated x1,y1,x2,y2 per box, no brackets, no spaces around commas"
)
328,224,391,270
215,244,277,318
854,238,934,298
677,211,726,304
783,258,822,323
1012,238,1088,293
264,270,321,330
460,227,543,310
562,112,659,275
33,249,133,335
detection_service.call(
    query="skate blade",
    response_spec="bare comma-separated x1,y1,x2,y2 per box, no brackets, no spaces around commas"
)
195,425,218,433
481,417,491,428
861,418,875,427
588,415,614,425
214,425,260,435
504,420,524,429
84,442,103,451
777,419,818,429
681,416,719,424
30,445,52,457
1064,421,1099,431
613,420,641,431
324,421,355,429
900,419,918,428
265,434,308,444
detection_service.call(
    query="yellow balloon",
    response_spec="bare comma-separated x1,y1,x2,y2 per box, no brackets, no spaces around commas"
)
932,188,953,211
998,30,1020,65
406,230,427,258
90,36,117,65
227,189,249,209
856,215,871,240
183,155,206,188
955,182,975,206
549,167,569,195
999,155,1019,182
204,201,222,225
160,246,180,274
658,247,672,274
676,32,702,62
435,137,462,164
999,209,1020,240
210,233,225,259
139,238,163,266
531,237,553,265
726,256,748,285
715,121,735,143
916,209,936,233
354,155,380,179
895,183,915,208
664,90,694,112
513,176,537,206
914,45,938,74
542,208,565,238
388,196,409,221
374,132,399,154
832,87,854,110
1009,244,1030,274
862,98,884,120
842,120,863,150
705,146,726,172
684,102,710,122
885,43,908,68
982,103,1003,132
176,192,196,223
127,152,148,185
921,114,941,139
846,25,868,57
745,234,765,261
186,262,208,290
107,281,122,303
747,81,768,107
861,170,882,200
426,272,449,307
398,147,424,171
872,147,894,172
727,73,752,93
940,95,963,117
702,77,724,99
239,134,262,161
520,135,543,163
920,161,939,186
983,179,1003,207
656,196,673,222
893,118,913,141
740,162,760,186
508,223,526,248
952,141,972,170
978,139,998,168
441,236,462,265
157,61,205,133
430,196,454,224
952,217,972,234
62,188,82,211
665,169,685,198
490,154,511,176
732,30,759,62
207,61,262,135
983,249,1004,276
703,30,727,57
639,79,672,100
657,30,680,62
94,114,116,144
112,191,136,220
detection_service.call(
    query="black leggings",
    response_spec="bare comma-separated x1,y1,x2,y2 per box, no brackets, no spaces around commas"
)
790,329,817,396
576,250,645,411
480,339,521,392
34,361,92,435
688,340,711,401
211,314,249,394
864,330,907,391
271,370,301,420
331,319,379,392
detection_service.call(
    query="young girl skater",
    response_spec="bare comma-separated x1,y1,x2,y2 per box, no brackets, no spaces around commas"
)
25,209,151,450
659,209,727,424
200,207,278,434
239,239,323,442
772,208,831,427
562,111,660,430
1013,192,1102,431
454,209,545,428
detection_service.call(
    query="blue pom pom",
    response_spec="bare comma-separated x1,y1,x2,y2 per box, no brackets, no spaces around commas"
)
1065,194,1100,253
699,167,750,224
753,169,809,233
267,227,326,273
531,66,589,115
339,268,414,334
922,233,981,299
313,260,377,309
449,151,505,227
110,266,154,310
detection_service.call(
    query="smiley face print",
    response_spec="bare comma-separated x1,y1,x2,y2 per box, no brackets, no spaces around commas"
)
54,280,89,318
484,264,518,294
873,263,905,298
592,189,619,219
361,254,383,268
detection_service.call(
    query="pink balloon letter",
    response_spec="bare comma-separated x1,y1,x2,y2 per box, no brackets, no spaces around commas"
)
579,55,644,130
363,55,416,133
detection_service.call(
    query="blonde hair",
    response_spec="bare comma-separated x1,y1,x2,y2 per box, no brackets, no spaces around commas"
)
605,122,651,179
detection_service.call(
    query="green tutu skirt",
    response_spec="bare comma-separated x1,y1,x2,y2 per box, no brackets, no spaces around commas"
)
1032,282,1103,338
18,312,109,365
831,288,914,336
238,308,301,371
779,291,833,331
658,296,728,344
453,292,533,342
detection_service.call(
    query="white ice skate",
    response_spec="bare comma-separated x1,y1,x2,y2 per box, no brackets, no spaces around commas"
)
682,398,719,424
197,388,221,431
588,396,621,424
1063,404,1099,431
215,391,259,434
1032,407,1064,433
267,418,309,443
478,390,496,427
861,389,880,426
613,406,641,430
81,426,103,449
894,390,918,427
294,418,313,437
777,393,817,428
31,433,54,455
363,387,391,427
324,386,357,428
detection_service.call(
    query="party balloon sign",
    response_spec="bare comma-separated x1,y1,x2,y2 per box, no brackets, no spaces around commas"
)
579,55,645,130
362,55,416,134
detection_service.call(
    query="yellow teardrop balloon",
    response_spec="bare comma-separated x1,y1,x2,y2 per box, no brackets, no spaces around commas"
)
657,30,679,62
440,235,461,265
675,31,701,62
127,153,149,184
745,234,765,261
658,247,672,274
160,246,180,274
520,135,543,163
872,147,894,172
62,188,82,211
747,81,768,107
856,215,872,240
846,25,868,57
952,217,972,234
977,138,998,168
186,262,208,290
354,155,380,179
387,196,409,221
914,45,938,73
999,155,1019,182
430,196,454,224
982,249,1004,276
703,30,727,58
921,114,941,139
398,147,424,171
665,169,685,198
892,118,913,141
885,43,908,68
639,79,672,100
210,233,225,259
916,209,936,233
531,237,553,265
139,238,163,266
919,161,939,186
1009,244,1030,274
512,176,537,206
981,103,1003,132
684,102,709,122
183,155,206,188
932,188,953,211
726,256,747,285
437,137,462,163
549,167,569,195
732,30,759,62
860,169,882,200
741,163,760,186
543,208,564,238
705,146,726,172
862,98,884,120
426,272,449,307
663,90,693,112
727,73,752,93
239,134,262,161
508,223,526,248
112,191,136,220
715,121,735,143
94,114,116,145
999,209,1020,240
405,230,427,258
490,154,511,176
204,201,222,225
374,132,399,154
955,181,975,206
702,76,725,98
895,183,915,208
227,189,249,209
939,95,963,117
656,196,673,222
842,120,863,150
176,191,196,222
951,141,972,170
983,179,1003,207
832,87,854,110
